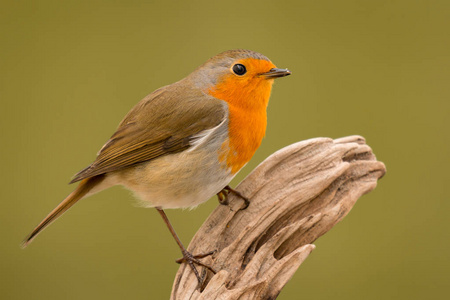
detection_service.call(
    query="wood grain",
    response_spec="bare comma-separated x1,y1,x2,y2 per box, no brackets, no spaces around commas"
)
171,136,386,300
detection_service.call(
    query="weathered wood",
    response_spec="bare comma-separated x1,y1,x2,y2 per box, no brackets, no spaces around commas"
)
171,136,386,300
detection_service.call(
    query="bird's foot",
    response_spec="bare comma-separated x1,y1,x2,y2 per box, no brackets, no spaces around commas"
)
217,190,230,206
217,185,250,210
176,249,217,284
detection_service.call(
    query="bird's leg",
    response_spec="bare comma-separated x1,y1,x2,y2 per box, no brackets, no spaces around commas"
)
156,208,217,284
216,185,250,210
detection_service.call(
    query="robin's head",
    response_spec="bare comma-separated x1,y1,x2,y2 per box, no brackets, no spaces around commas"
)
188,49,290,109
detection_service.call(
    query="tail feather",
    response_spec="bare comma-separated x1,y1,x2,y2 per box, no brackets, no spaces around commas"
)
21,175,104,248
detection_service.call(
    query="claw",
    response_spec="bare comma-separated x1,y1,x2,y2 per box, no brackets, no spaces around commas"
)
217,190,229,206
176,249,217,283
217,185,250,210
175,250,217,264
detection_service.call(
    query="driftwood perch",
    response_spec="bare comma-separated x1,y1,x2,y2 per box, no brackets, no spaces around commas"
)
171,136,386,299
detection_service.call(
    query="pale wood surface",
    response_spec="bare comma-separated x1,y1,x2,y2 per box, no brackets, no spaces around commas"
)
171,136,386,300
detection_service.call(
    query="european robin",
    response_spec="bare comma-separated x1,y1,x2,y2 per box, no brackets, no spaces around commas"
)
22,49,291,282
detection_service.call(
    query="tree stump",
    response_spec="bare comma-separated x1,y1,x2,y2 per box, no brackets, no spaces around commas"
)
171,136,386,299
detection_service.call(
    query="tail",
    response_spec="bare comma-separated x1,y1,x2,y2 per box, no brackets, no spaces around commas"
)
21,175,105,248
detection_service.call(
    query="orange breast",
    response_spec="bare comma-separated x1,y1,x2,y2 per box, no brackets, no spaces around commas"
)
208,58,275,173
222,104,267,173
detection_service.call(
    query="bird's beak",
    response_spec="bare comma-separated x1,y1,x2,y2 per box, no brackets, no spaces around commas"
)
259,68,291,79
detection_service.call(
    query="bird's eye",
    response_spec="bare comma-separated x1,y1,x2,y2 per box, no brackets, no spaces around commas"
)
232,64,246,76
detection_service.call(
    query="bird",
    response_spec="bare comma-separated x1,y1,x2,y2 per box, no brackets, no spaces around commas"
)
22,49,291,282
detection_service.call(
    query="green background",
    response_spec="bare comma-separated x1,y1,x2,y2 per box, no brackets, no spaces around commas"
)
1,0,449,299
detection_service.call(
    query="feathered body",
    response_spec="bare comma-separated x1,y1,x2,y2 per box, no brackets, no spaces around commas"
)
23,49,290,246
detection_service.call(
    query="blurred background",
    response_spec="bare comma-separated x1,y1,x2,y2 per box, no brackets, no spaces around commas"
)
1,0,449,299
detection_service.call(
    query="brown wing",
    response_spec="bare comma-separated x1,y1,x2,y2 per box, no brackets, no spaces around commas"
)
70,83,226,183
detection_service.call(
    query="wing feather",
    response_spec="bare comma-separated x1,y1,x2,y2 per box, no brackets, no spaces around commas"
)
70,83,226,183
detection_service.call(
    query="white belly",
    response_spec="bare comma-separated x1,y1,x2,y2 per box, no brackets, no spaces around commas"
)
108,149,234,209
